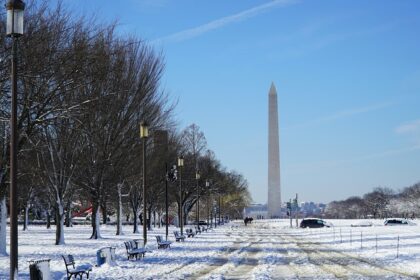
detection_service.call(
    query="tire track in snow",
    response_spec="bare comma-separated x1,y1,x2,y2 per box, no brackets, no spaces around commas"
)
159,232,245,279
283,232,418,279
268,232,335,279
191,225,264,279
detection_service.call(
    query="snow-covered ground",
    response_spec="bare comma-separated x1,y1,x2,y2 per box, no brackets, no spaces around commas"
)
1,219,420,279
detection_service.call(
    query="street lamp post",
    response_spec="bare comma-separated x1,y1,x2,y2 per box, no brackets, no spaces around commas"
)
206,180,210,228
6,1,25,278
218,195,221,225
219,194,222,225
177,156,184,235
165,164,177,240
140,122,149,247
214,201,217,228
195,170,200,226
165,163,169,240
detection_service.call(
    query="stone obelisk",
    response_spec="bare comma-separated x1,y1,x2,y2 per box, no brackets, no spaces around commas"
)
268,82,281,218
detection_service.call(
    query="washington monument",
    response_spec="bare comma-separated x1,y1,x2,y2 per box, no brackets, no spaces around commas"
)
268,82,281,217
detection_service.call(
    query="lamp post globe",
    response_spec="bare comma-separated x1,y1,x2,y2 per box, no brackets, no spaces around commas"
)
6,0,25,37
177,155,184,167
6,1,25,278
140,121,149,138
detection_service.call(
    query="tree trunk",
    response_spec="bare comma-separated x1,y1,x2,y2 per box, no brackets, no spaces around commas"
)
65,200,72,227
133,208,139,233
23,204,29,231
90,202,102,239
46,210,51,229
55,200,65,245
153,211,156,228
147,208,152,230
183,210,188,226
116,184,123,235
102,203,107,225
0,197,7,255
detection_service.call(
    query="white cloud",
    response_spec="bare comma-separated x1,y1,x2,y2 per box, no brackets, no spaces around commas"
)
152,0,299,44
271,21,401,61
396,119,420,134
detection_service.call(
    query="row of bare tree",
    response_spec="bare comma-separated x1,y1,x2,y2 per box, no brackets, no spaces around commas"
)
325,183,420,219
0,2,251,251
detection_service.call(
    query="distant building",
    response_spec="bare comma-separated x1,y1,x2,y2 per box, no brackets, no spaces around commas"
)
300,202,326,217
244,204,268,219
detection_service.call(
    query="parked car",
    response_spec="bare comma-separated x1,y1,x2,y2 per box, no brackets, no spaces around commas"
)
72,213,91,225
351,221,373,227
300,218,332,228
194,220,207,225
384,218,416,226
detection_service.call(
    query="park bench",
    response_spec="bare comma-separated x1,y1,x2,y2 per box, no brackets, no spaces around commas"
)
195,226,201,234
124,240,146,260
28,259,51,280
156,235,172,249
186,228,195,237
173,231,186,242
62,255,92,280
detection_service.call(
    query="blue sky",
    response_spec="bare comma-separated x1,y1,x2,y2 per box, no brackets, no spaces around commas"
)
64,0,420,204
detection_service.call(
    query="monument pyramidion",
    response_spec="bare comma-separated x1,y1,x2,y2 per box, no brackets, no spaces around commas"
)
268,82,281,218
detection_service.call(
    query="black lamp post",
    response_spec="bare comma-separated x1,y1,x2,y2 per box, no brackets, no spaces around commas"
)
214,200,217,228
140,121,149,247
219,194,222,225
165,163,168,240
205,180,210,228
195,170,200,226
177,155,184,235
165,164,177,240
6,1,25,278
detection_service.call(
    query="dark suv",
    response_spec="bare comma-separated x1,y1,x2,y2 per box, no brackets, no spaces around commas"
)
300,218,331,228
384,218,413,226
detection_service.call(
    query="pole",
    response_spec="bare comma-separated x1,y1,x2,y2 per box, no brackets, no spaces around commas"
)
218,195,221,225
165,163,168,240
10,34,18,280
210,201,213,228
214,201,217,228
196,177,199,226
207,195,210,228
179,166,183,235
289,199,292,228
295,193,298,228
142,137,147,247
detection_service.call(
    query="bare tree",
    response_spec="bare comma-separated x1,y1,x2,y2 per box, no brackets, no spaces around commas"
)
0,2,96,252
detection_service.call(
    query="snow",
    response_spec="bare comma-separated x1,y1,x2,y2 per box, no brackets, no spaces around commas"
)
0,219,420,279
